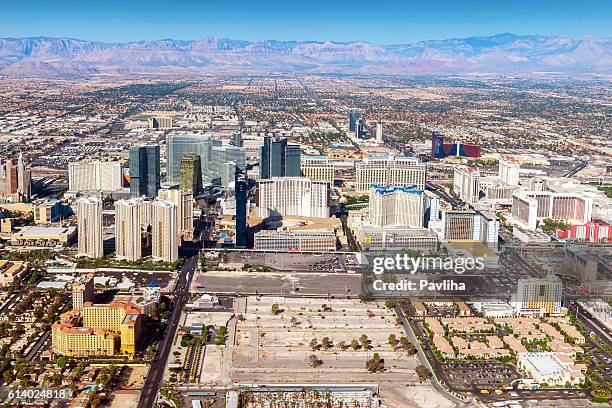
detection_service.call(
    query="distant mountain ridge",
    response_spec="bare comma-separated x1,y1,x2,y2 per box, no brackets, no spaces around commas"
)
0,33,610,77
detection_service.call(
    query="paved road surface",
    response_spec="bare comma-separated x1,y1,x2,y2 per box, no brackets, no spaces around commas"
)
138,250,199,408
394,305,469,407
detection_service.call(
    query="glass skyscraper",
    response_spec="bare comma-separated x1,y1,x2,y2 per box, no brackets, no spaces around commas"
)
235,171,248,248
211,145,246,186
259,136,301,179
166,134,212,184
129,144,160,198
269,137,287,178
179,154,203,194
285,145,302,176
348,108,362,132
259,135,272,179
166,133,244,188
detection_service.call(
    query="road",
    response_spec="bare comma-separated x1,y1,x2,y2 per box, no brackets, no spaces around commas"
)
504,246,544,278
567,302,612,349
394,305,469,407
138,249,199,408
426,181,463,209
25,329,51,361
562,159,587,177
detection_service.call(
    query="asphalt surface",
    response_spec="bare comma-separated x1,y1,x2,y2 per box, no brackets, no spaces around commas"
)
567,302,612,349
394,305,470,407
138,249,199,408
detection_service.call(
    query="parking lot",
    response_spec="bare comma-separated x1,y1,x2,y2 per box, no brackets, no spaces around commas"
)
226,251,349,272
440,362,519,391
194,270,362,296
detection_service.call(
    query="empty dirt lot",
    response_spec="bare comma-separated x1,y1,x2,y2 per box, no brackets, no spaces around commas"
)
200,297,422,400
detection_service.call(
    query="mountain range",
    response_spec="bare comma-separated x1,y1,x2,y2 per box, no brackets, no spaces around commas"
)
0,33,610,77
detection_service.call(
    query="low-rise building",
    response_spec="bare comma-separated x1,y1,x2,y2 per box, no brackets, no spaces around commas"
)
253,230,337,252
517,352,585,386
11,224,77,247
0,260,27,287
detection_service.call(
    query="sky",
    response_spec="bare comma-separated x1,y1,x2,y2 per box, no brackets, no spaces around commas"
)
1,0,611,44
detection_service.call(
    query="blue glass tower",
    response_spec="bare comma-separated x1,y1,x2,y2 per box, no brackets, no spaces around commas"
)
235,172,248,248
285,145,302,176
129,144,160,198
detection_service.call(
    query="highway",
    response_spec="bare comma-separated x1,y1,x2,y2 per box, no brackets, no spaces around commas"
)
138,249,199,408
567,301,612,349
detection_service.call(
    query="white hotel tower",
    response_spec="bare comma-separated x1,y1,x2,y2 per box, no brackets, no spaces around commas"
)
69,160,123,192
499,156,520,187
115,198,143,261
369,185,425,228
355,156,426,192
151,200,178,262
77,196,104,258
256,177,330,219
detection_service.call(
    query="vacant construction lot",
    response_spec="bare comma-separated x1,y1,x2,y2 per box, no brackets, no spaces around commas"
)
229,296,419,386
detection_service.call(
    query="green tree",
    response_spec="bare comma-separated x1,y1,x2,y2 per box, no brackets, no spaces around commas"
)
415,365,430,382
365,353,384,373
359,334,369,350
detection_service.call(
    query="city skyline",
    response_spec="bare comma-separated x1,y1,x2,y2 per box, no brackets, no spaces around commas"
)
0,3,609,401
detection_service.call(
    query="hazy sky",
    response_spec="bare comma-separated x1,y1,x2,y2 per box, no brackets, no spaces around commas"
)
2,0,610,43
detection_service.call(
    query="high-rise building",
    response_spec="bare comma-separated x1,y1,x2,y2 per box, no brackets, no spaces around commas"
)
511,191,593,231
285,145,302,177
259,136,299,179
511,276,562,317
52,301,142,356
166,134,211,184
256,177,330,219
431,131,481,159
115,198,144,261
348,109,362,132
355,156,426,191
68,160,123,192
129,144,160,198
235,172,248,248
158,186,194,241
499,156,520,187
376,120,383,143
77,196,104,258
211,145,246,186
259,135,272,180
151,200,178,262
166,133,245,188
179,154,203,194
3,159,18,195
439,210,499,244
301,156,335,183
72,274,94,311
453,166,481,204
16,153,31,200
369,185,425,228
354,119,365,139
231,132,243,147
424,190,441,228
148,116,173,129
270,137,287,178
